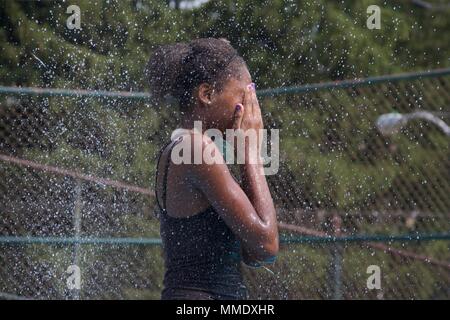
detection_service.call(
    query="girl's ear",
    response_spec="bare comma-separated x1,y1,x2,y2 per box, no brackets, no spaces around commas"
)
198,83,213,106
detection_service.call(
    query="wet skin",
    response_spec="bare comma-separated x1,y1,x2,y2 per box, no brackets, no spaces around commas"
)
156,66,279,262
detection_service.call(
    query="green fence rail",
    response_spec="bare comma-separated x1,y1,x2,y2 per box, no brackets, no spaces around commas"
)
1,67,449,99
1,233,450,246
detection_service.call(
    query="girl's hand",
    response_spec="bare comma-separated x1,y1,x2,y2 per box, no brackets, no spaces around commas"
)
232,83,264,163
233,83,263,132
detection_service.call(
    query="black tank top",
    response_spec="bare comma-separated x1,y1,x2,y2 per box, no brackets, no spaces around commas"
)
154,135,248,300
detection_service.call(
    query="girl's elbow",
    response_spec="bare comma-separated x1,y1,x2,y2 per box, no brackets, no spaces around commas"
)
244,224,279,261
263,239,279,258
253,238,279,261
262,225,279,257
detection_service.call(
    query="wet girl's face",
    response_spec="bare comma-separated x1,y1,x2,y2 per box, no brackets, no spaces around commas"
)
207,66,252,132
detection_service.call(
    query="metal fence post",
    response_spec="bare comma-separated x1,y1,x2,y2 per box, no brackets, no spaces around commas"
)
72,179,83,300
329,213,343,300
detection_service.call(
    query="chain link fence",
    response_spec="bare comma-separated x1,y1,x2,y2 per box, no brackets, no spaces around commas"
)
0,69,449,299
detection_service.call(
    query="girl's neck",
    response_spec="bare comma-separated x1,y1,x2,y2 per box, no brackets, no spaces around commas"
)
180,117,199,130
179,113,209,132
179,108,225,134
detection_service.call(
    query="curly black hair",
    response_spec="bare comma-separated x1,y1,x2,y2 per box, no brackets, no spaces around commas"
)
145,38,247,107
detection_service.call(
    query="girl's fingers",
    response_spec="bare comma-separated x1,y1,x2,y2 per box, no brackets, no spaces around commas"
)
251,83,259,116
244,83,254,116
232,104,244,130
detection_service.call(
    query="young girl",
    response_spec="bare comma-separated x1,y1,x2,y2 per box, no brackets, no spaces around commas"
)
146,38,279,300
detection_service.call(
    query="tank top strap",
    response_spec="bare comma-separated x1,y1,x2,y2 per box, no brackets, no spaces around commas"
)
154,133,186,215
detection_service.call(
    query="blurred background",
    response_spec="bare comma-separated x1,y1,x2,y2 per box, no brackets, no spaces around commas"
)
0,0,449,299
